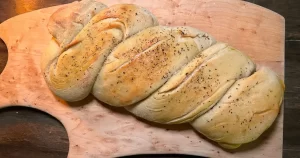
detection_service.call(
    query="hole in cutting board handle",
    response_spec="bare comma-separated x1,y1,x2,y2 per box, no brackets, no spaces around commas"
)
0,106,69,158
0,38,8,75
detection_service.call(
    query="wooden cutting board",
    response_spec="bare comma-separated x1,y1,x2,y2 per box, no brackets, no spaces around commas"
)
0,0,285,157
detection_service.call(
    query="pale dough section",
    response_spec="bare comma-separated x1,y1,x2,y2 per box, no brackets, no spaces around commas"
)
191,67,284,149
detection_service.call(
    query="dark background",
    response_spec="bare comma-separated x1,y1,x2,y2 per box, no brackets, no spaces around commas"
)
0,0,299,158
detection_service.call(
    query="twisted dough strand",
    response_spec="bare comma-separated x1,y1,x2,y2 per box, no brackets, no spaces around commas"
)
93,26,216,107
42,1,284,149
43,2,158,101
126,43,256,124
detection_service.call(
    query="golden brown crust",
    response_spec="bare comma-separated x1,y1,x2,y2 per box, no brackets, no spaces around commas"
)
43,4,158,101
92,26,216,106
126,43,256,124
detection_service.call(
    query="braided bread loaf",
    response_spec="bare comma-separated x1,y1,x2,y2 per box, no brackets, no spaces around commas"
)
41,0,285,149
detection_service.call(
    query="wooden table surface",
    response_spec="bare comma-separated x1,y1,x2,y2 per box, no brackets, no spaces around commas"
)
0,0,299,158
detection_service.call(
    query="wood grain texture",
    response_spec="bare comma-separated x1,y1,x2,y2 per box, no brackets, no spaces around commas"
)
283,41,300,158
284,41,300,109
0,107,69,158
1,0,283,156
245,0,300,40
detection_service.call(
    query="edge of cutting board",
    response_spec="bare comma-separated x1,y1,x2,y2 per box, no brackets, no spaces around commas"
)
0,0,285,158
